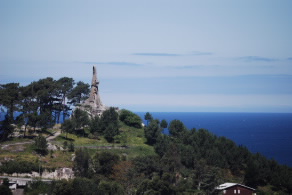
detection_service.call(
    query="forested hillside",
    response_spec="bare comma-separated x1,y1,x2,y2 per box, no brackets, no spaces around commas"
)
1,79,292,194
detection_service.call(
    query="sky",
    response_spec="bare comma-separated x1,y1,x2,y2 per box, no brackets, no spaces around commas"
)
1,0,292,112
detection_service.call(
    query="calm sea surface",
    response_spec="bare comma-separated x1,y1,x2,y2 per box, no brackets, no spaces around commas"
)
136,112,292,167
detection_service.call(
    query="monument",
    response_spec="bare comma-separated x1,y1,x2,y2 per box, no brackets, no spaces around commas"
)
79,66,107,116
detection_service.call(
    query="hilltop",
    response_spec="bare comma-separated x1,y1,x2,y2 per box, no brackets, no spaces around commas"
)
1,77,292,194
0,110,292,194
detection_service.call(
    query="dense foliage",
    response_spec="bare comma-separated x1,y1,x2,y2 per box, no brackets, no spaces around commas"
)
0,77,90,140
0,160,40,174
1,76,292,194
145,113,292,194
33,135,48,155
8,111,292,194
61,107,120,142
119,109,142,128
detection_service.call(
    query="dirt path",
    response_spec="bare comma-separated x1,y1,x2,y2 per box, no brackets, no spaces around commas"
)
0,130,61,149
46,130,61,141
75,145,129,149
0,141,33,149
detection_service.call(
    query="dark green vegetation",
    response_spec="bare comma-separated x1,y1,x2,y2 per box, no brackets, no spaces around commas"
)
0,160,40,175
119,109,142,128
144,116,292,194
33,135,48,155
0,78,89,140
1,78,292,194
0,178,12,195
62,107,120,142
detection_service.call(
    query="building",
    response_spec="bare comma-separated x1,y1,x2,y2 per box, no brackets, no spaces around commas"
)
216,183,256,195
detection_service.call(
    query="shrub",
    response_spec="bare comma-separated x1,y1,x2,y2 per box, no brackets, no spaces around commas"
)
33,135,48,155
119,109,142,128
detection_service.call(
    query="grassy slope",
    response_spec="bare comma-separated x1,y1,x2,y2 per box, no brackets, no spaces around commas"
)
0,122,155,169
0,122,283,193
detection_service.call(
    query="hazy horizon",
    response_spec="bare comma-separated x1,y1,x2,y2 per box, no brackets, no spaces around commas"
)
1,1,292,113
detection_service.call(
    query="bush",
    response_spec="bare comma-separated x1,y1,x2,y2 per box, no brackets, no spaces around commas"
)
104,124,119,142
33,135,48,155
68,142,75,152
119,109,142,128
0,160,40,174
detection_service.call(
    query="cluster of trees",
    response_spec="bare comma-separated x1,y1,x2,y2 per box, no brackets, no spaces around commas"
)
26,148,219,194
62,108,143,143
0,78,90,140
24,177,125,195
61,107,120,142
144,113,292,194
16,111,292,194
25,149,125,194
0,160,40,175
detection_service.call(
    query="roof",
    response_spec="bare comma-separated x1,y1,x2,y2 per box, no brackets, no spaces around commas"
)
216,183,256,191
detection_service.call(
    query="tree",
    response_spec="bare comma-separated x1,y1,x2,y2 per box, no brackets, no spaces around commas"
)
144,112,153,125
144,119,162,145
111,161,134,192
0,114,14,141
104,123,119,143
33,135,48,155
160,143,182,173
192,159,222,193
30,77,57,116
56,77,74,123
71,108,89,130
0,185,12,195
154,135,171,157
68,142,75,152
19,85,39,135
71,177,99,195
70,108,89,136
133,155,161,178
168,120,186,137
160,119,168,134
0,178,12,195
100,107,119,142
51,179,73,195
89,115,101,134
0,83,21,121
92,151,120,176
73,148,91,178
98,180,124,195
27,112,40,132
38,110,54,131
24,179,51,195
68,81,90,104
62,119,76,139
119,109,142,128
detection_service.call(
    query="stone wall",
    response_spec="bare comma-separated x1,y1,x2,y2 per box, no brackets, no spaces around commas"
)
1,167,74,180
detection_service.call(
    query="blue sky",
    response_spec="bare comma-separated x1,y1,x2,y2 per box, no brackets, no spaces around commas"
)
1,0,292,112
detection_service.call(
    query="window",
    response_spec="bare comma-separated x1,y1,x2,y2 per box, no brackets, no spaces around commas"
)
223,190,226,194
234,189,237,194
238,189,240,194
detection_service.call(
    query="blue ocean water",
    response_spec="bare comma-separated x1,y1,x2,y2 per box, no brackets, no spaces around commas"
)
136,112,292,167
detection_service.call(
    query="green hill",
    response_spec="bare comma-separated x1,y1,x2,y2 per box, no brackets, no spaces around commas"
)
0,110,292,194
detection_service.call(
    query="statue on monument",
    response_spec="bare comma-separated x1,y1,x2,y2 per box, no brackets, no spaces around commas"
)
78,66,108,116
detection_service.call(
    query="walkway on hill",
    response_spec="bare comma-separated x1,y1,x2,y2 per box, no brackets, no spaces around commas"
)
0,130,61,149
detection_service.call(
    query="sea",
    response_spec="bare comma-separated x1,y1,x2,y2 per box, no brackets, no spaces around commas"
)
135,112,292,167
